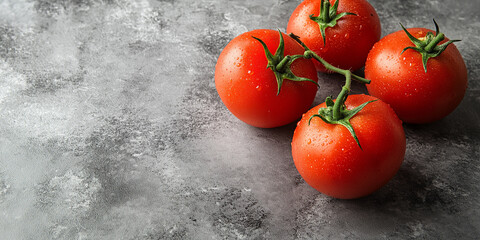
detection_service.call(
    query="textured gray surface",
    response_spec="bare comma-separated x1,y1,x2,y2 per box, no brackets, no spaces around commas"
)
0,0,479,239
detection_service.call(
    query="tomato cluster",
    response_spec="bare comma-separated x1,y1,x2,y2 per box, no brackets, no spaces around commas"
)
214,0,467,199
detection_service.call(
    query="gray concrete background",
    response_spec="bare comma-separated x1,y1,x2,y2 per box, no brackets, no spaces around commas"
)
0,0,479,239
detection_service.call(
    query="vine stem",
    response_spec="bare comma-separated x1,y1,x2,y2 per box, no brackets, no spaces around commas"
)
425,32,444,52
288,33,370,84
291,31,374,149
305,50,370,84
276,55,291,72
320,0,331,22
332,70,351,120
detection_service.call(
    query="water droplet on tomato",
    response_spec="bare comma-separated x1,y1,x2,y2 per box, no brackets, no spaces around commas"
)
359,25,363,30
248,70,253,75
344,33,349,39
256,85,261,91
307,139,312,144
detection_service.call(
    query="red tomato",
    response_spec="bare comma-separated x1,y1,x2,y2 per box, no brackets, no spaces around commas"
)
286,0,381,72
365,28,468,123
215,29,318,128
291,94,405,199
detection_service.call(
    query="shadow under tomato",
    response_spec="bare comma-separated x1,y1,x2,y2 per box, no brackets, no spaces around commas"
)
354,163,459,212
403,88,479,138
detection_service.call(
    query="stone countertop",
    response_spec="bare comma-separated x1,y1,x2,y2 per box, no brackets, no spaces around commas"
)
0,0,479,239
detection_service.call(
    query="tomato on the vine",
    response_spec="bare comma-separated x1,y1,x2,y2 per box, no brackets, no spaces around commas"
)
292,94,405,199
215,29,318,128
287,0,381,72
365,21,468,123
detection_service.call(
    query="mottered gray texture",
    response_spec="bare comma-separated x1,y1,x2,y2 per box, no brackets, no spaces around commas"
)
0,0,479,239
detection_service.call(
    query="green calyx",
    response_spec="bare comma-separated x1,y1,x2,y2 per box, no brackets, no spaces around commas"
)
252,30,318,95
401,19,461,73
308,71,376,150
309,0,356,46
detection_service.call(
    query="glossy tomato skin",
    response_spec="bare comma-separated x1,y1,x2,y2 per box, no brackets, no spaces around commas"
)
215,29,318,128
291,95,405,199
365,28,468,124
287,0,381,72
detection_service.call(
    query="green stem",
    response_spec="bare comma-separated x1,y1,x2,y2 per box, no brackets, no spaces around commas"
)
289,33,370,84
305,50,370,84
332,70,351,120
425,32,444,52
320,0,331,22
276,55,290,72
